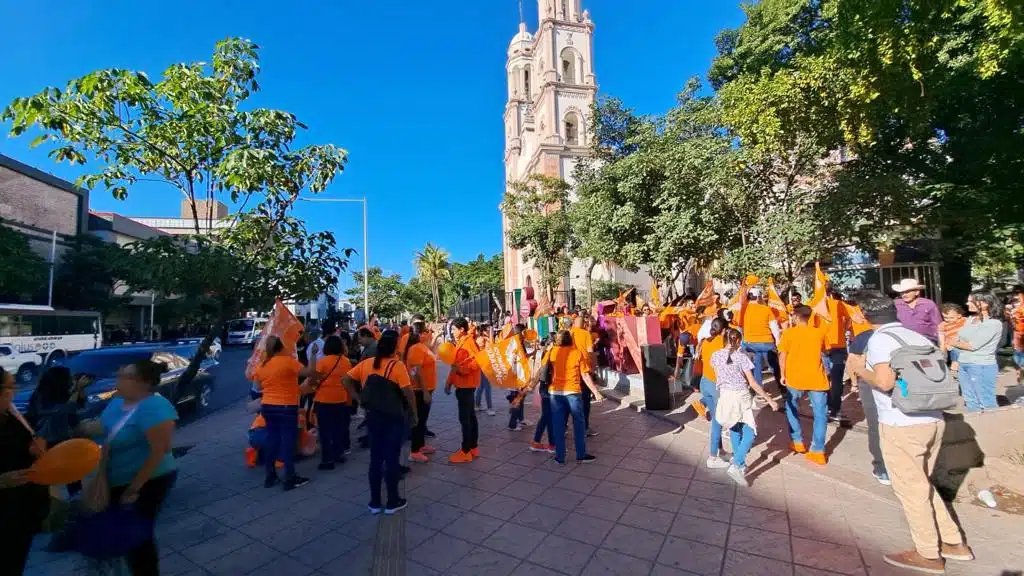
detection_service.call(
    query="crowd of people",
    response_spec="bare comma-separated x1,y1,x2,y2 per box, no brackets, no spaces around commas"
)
660,278,1023,574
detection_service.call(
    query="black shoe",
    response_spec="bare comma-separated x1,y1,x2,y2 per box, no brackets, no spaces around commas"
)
384,498,408,515
368,503,382,515
264,475,280,488
554,458,566,466
578,454,597,463
399,465,411,477
317,462,336,471
283,475,310,491
334,456,347,465
424,429,437,438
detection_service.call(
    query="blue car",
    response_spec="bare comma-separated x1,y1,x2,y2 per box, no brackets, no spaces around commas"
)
14,343,218,418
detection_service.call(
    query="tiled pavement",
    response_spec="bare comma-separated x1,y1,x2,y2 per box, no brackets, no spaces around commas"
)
25,366,1024,575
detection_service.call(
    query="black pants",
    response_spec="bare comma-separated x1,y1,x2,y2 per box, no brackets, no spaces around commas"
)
410,390,432,453
582,385,593,430
455,388,479,453
109,471,177,576
3,525,36,575
315,402,351,464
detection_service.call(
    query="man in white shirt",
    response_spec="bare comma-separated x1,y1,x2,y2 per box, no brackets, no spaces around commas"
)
848,292,973,574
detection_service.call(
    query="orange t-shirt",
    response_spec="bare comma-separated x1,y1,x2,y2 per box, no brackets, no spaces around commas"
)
346,357,412,389
446,335,481,389
778,325,828,391
700,334,725,382
398,330,434,356
314,354,353,404
404,342,438,392
742,302,775,344
545,345,584,395
570,327,594,370
814,299,849,349
254,355,304,406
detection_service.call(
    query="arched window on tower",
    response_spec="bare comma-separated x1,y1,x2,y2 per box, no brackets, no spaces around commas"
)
560,48,576,84
564,112,580,146
561,0,569,19
524,67,532,98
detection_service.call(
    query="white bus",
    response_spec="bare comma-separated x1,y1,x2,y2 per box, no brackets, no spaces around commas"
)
226,317,268,346
0,304,103,366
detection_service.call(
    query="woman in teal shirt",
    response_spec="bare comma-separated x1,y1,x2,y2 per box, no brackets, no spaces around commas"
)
951,291,1003,412
82,359,178,575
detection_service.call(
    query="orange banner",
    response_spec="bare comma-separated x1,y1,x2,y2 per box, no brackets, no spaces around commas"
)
245,299,304,380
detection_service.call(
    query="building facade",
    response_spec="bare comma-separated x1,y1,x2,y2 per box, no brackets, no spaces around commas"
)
0,154,89,259
501,1,657,300
129,199,232,236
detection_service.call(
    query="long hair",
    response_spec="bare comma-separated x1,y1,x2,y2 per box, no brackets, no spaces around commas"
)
555,330,573,347
29,366,73,411
262,336,284,366
374,330,399,369
722,328,742,364
969,291,1002,319
708,318,728,340
404,321,427,362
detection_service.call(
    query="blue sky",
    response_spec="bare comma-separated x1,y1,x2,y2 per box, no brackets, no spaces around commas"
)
0,1,744,289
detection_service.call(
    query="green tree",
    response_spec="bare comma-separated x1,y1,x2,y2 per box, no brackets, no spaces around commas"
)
0,222,47,304
441,253,504,311
402,277,435,319
710,0,1024,269
4,38,350,385
414,243,452,320
52,234,131,314
345,267,406,320
502,175,575,301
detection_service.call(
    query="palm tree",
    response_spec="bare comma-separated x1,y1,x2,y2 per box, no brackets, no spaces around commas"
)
414,243,452,320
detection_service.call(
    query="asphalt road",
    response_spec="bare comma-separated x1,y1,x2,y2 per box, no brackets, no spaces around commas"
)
177,345,254,428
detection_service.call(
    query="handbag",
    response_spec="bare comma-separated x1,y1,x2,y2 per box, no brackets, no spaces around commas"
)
81,405,139,514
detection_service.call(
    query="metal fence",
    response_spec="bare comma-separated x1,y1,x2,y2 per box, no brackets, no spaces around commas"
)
448,292,498,325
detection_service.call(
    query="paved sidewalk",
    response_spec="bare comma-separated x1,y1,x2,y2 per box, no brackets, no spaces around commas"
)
25,370,1024,575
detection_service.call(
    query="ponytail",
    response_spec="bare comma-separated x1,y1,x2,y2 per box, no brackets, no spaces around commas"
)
262,336,284,367
404,321,426,362
374,330,399,369
722,328,742,365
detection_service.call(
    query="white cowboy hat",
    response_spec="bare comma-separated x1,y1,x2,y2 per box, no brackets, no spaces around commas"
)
891,278,926,293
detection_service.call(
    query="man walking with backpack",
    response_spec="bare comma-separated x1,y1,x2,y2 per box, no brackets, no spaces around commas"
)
847,292,973,574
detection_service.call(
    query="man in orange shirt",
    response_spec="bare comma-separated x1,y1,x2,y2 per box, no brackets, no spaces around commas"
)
445,318,481,463
740,289,782,392
778,305,830,465
819,290,851,423
570,315,600,436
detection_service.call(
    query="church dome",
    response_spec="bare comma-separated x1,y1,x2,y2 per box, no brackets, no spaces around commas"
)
508,23,534,58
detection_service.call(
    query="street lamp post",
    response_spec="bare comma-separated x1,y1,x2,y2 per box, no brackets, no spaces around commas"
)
298,197,369,319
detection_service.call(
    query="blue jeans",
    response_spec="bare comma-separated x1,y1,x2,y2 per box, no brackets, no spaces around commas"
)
550,394,587,461
315,402,351,464
959,363,998,412
743,342,780,389
823,348,848,417
533,390,553,444
948,348,960,363
1011,350,1024,369
784,388,828,452
366,410,406,507
475,376,493,409
261,404,298,481
700,377,722,457
729,423,756,468
507,391,524,428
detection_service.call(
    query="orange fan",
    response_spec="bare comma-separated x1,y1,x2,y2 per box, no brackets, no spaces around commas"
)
436,342,457,365
28,438,101,485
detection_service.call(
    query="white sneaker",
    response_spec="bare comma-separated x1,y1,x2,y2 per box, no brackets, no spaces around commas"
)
705,455,730,469
487,409,496,416
521,420,533,427
727,464,749,487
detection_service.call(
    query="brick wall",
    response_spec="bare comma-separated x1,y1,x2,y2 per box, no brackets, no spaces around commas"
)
0,165,82,237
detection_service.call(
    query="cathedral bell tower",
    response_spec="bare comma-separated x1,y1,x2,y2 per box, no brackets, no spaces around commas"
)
502,1,597,295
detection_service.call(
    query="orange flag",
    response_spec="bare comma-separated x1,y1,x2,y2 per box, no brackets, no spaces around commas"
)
727,275,757,325
245,299,304,380
766,279,789,322
475,335,532,390
809,262,832,323
695,280,715,308
844,302,871,336
650,282,662,311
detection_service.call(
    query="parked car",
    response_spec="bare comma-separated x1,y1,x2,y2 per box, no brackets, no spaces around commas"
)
173,337,222,360
13,343,218,418
0,344,44,385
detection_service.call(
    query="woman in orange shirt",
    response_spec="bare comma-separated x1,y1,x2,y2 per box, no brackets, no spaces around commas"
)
446,318,481,463
344,330,417,514
405,322,438,462
313,335,353,471
253,336,317,490
542,330,602,465
697,318,729,468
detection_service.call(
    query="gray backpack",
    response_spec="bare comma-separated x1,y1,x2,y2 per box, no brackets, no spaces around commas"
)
877,328,959,412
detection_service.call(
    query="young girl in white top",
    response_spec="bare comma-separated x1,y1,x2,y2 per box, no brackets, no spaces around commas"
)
710,328,778,486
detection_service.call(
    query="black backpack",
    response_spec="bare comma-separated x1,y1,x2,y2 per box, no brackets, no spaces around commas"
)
360,361,408,417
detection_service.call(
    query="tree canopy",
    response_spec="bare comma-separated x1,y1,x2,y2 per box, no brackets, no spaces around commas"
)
503,175,575,300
